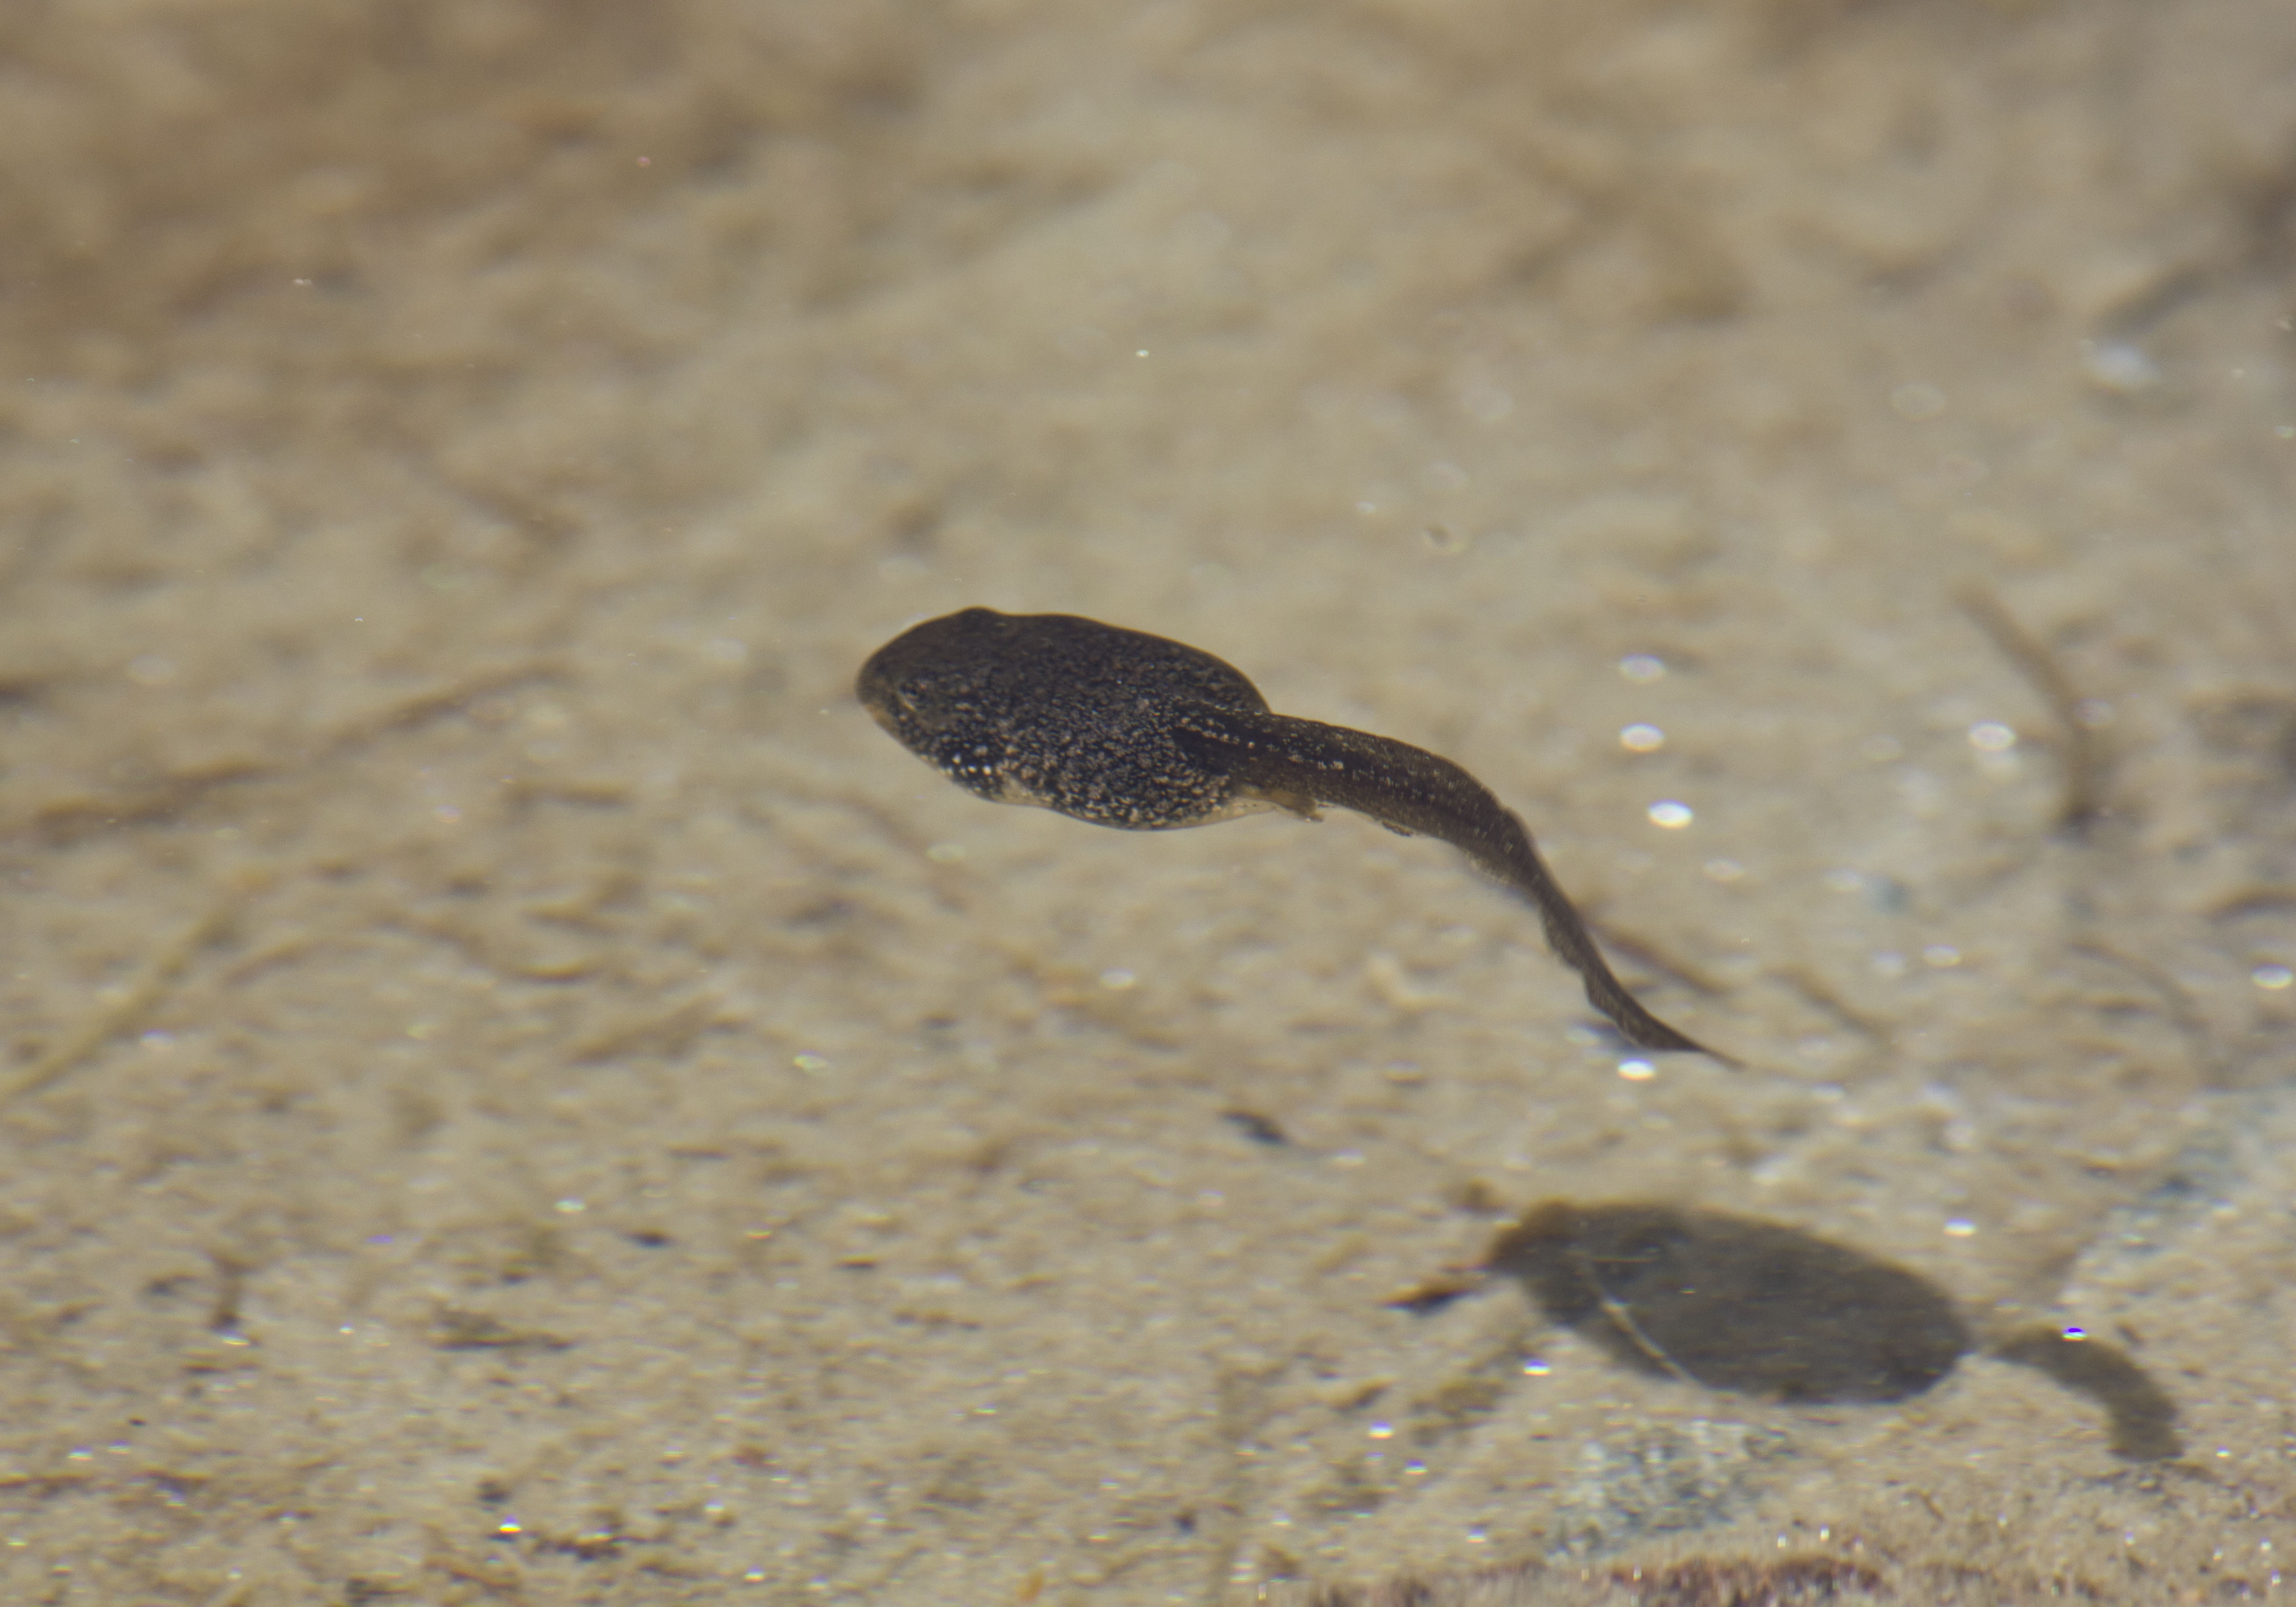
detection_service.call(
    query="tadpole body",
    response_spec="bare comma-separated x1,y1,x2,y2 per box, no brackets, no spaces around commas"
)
858,607,1714,1056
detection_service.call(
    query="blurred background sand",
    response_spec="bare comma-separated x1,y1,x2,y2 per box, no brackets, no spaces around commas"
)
2,2,2293,1601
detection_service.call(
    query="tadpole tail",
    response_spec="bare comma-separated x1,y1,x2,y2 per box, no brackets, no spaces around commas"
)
1492,819,1724,1060
1176,706,1725,1060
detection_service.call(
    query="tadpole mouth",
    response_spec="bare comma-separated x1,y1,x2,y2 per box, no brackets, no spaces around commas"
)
858,691,906,739
854,637,923,720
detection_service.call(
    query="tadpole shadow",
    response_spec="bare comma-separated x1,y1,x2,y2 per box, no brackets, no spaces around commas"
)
1483,1200,2180,1458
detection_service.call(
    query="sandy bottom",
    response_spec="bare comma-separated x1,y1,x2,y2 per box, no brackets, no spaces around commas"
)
2,2,2293,1601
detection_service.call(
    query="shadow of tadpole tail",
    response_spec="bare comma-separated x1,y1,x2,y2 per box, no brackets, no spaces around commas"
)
1990,1323,2183,1461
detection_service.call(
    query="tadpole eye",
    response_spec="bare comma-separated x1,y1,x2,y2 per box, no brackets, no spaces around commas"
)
890,680,958,732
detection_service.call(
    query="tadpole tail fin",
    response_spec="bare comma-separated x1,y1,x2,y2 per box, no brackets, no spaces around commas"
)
1496,818,1730,1063
1177,704,1728,1061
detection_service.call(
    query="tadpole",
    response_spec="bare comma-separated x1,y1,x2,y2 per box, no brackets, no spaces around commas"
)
859,609,1718,1055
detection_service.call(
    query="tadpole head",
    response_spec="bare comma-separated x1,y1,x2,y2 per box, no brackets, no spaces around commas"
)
857,608,1038,806
856,608,1005,742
